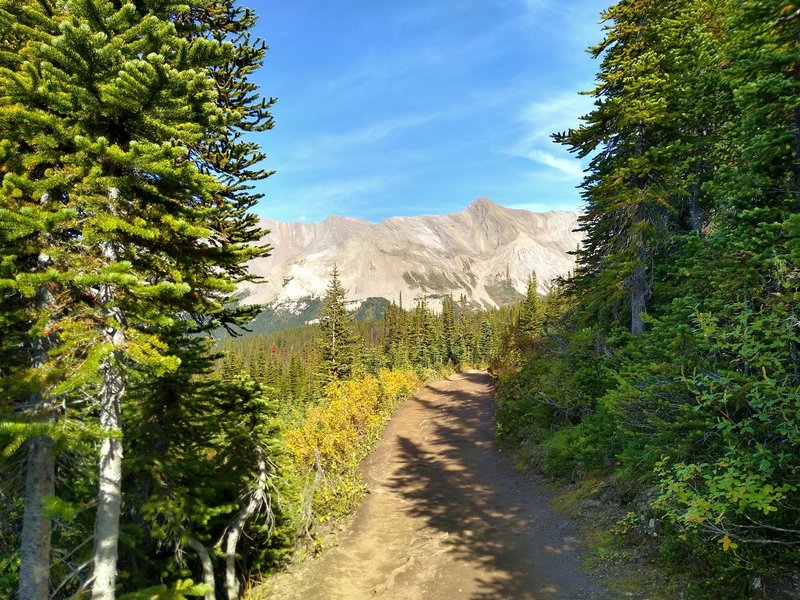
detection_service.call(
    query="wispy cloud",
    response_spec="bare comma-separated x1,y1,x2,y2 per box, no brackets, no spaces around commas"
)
286,112,445,167
519,92,594,143
520,149,584,178
514,0,605,45
314,8,519,107
507,91,593,179
275,174,394,222
253,0,608,220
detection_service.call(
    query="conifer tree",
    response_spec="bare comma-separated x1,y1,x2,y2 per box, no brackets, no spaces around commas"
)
318,267,357,382
498,1,800,591
556,0,685,335
123,335,293,599
0,1,273,596
0,4,65,596
455,294,470,363
478,317,494,362
517,274,544,338
386,297,411,368
642,0,800,567
441,295,458,364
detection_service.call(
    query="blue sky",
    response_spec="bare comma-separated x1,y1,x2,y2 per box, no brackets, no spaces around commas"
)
250,0,609,222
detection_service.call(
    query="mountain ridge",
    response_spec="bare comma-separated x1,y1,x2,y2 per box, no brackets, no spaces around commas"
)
240,198,583,313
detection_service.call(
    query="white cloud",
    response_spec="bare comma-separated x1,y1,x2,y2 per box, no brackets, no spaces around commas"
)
521,149,584,178
519,92,594,144
292,113,440,159
281,111,447,175
278,174,393,221
507,91,593,178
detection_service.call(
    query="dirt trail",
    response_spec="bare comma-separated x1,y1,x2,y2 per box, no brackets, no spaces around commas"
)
257,371,607,600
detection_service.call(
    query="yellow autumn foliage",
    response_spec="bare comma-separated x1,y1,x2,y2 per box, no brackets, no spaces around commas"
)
285,368,420,475
283,368,420,521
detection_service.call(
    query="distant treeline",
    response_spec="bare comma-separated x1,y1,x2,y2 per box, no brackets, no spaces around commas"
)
217,272,500,408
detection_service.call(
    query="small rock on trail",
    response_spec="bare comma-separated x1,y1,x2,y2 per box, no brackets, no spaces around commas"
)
256,371,608,600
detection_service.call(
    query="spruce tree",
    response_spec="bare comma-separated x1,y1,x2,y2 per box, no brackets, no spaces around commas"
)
455,294,470,364
478,317,494,362
318,267,356,382
521,0,800,589
644,0,800,569
556,0,685,335
0,4,65,596
517,274,543,338
0,1,273,596
124,336,292,599
441,295,458,364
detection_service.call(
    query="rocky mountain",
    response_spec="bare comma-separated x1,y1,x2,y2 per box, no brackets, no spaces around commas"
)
239,198,582,316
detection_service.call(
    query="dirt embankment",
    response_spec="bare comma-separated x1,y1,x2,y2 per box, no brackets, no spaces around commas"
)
255,371,608,600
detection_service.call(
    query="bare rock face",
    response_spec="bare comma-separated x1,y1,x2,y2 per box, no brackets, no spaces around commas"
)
240,198,582,312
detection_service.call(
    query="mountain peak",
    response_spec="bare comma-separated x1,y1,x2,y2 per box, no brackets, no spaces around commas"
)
467,198,501,211
241,201,583,312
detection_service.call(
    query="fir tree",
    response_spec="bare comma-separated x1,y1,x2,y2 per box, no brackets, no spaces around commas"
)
0,1,273,595
478,317,494,362
498,1,800,592
517,274,544,338
441,295,458,364
556,0,685,335
318,267,357,382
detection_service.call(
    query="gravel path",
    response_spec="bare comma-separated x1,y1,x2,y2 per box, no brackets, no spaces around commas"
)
256,371,608,600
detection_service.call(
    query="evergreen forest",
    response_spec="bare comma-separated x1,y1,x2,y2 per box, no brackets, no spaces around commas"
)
491,0,800,597
0,1,798,599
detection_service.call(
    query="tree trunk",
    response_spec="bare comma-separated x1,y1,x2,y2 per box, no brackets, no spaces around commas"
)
91,355,124,600
91,188,125,600
689,156,704,233
791,103,800,205
793,29,800,205
629,261,648,336
186,536,216,600
19,263,56,600
19,436,55,600
224,496,257,600
224,454,272,600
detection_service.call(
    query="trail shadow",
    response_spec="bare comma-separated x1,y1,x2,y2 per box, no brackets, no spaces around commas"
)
387,372,604,600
